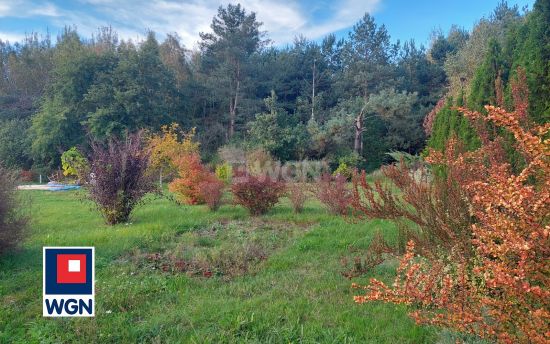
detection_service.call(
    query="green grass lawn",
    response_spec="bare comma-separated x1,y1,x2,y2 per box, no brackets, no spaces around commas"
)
0,190,437,343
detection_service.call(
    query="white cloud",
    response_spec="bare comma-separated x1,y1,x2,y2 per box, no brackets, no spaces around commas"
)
0,31,26,42
301,0,380,39
29,3,61,17
0,0,381,47
0,0,19,16
0,2,12,16
0,0,61,17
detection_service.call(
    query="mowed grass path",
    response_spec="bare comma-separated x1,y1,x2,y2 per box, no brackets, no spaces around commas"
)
0,190,435,343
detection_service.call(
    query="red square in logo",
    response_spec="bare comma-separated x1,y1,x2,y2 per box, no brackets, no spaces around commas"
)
56,254,87,284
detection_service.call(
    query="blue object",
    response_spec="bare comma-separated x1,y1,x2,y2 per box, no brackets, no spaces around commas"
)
46,182,81,191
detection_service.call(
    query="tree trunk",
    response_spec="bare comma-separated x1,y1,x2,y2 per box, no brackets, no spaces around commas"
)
354,114,363,154
159,167,163,188
311,58,316,121
354,101,368,154
229,103,236,139
228,62,241,140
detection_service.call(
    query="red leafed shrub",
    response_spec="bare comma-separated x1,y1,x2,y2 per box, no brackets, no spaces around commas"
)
19,170,34,182
510,66,529,121
315,173,352,215
87,131,157,225
287,182,309,213
352,103,550,343
351,159,473,255
169,153,218,205
423,96,446,135
198,179,225,211
231,174,285,215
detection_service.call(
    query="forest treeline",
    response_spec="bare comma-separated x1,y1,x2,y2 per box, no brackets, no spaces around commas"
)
0,1,548,174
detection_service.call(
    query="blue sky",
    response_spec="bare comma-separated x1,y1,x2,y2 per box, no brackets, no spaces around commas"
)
0,0,534,49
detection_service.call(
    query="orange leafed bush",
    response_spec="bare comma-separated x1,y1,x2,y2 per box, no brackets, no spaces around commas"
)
149,123,221,206
352,159,472,255
352,103,550,343
168,153,219,205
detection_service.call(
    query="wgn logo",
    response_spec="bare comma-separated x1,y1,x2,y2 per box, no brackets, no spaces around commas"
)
43,247,95,317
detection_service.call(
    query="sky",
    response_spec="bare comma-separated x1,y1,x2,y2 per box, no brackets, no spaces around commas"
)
0,0,535,49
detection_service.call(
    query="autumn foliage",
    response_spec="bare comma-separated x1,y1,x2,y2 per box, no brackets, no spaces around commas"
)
148,123,223,206
198,179,225,211
352,158,473,255
352,102,550,343
231,174,285,215
287,182,309,213
169,153,219,205
87,132,157,225
422,96,446,135
147,123,199,182
316,173,352,215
